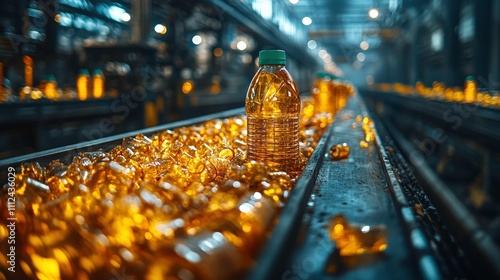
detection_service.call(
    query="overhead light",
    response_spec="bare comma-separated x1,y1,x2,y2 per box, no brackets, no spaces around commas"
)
154,24,167,35
108,6,127,22
357,52,366,62
431,29,444,51
318,49,327,58
192,35,202,45
302,17,312,26
121,12,131,22
369,8,379,19
360,40,369,50
213,48,223,57
236,40,247,51
307,40,317,50
323,55,332,63
289,0,299,4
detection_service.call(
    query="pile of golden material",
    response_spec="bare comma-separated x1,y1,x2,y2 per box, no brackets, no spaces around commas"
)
0,98,335,280
373,82,500,108
353,115,375,148
329,215,387,256
329,143,350,161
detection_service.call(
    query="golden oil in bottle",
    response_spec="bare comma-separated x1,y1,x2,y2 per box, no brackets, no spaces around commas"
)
23,55,33,88
145,231,246,280
92,69,105,98
312,72,336,114
77,69,90,101
335,78,348,110
464,75,477,103
245,50,301,176
45,75,58,99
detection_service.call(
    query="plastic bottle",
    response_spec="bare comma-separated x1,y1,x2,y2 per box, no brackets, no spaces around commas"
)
19,55,34,100
464,75,477,103
77,69,90,100
204,192,275,256
311,72,335,114
145,231,246,280
23,55,33,88
334,76,348,110
245,50,300,176
92,69,105,98
45,74,58,100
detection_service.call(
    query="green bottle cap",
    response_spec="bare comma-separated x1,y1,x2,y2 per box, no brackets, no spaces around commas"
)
259,50,286,65
47,74,56,81
93,69,103,75
316,71,330,79
465,75,475,81
79,69,90,75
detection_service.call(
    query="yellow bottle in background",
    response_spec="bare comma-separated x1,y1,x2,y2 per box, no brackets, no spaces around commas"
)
245,50,301,176
432,81,445,98
77,69,90,100
92,69,105,98
311,72,335,114
464,75,477,103
19,55,34,100
334,77,348,110
23,55,33,88
45,75,58,100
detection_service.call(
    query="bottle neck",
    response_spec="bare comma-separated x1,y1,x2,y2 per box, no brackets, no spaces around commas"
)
259,64,285,70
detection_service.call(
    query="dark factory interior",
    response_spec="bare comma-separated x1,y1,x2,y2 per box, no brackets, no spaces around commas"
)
0,0,499,279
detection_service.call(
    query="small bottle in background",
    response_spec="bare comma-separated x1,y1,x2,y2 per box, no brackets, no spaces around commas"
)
77,69,90,101
20,55,34,100
92,69,105,99
45,75,58,100
464,75,477,103
312,72,336,114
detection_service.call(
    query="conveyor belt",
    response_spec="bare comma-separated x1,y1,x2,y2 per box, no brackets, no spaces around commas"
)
360,90,500,150
0,107,245,170
361,88,500,200
0,97,153,158
0,97,152,125
362,89,500,279
250,94,440,280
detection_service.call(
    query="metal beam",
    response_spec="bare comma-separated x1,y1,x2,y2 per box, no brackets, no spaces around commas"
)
309,30,346,39
310,29,401,41
362,28,401,38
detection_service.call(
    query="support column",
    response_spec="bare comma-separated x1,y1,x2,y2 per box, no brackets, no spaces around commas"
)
489,0,500,89
443,0,460,86
474,0,492,83
131,0,152,44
